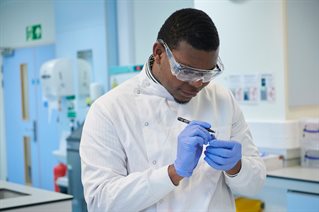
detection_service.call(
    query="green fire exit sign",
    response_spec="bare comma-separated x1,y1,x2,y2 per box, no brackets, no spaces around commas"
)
26,24,42,41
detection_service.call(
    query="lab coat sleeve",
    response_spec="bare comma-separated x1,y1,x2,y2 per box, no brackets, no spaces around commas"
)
224,92,266,196
80,100,176,212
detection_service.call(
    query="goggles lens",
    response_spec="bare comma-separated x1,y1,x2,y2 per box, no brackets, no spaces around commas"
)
158,39,224,83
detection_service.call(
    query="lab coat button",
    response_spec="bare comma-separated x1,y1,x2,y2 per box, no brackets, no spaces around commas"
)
152,160,157,165
144,122,149,126
142,80,150,87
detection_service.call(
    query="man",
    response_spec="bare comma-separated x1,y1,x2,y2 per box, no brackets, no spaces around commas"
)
80,8,266,211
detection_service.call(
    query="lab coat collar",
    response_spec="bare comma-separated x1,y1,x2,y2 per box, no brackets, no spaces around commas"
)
138,61,175,102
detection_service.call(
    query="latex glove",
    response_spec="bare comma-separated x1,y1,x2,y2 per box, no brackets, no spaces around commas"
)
174,121,212,177
204,140,242,171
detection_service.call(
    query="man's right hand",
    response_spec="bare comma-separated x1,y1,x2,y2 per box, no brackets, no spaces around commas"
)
173,121,212,177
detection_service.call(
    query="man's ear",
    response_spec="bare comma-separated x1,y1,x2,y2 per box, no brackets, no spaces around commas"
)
153,42,164,64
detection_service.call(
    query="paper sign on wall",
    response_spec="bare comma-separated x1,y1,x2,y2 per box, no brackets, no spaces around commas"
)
260,74,276,102
227,73,275,104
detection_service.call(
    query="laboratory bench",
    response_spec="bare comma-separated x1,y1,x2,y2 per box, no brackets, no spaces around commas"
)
245,166,319,212
0,180,72,211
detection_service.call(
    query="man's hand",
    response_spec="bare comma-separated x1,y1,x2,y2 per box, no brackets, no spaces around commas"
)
173,121,212,178
204,140,242,175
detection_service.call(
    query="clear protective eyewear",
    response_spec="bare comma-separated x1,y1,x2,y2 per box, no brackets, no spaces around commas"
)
158,39,224,83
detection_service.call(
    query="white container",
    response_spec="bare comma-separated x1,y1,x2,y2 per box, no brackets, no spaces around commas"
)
300,119,319,168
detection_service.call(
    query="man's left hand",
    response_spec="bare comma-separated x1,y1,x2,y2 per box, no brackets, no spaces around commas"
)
204,140,242,172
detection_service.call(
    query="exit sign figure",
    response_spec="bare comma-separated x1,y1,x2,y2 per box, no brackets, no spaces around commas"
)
26,24,42,41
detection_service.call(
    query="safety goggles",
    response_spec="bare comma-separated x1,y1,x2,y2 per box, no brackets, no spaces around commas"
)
158,39,224,83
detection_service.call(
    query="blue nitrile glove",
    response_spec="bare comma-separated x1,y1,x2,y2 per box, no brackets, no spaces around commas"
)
174,121,212,177
204,140,242,171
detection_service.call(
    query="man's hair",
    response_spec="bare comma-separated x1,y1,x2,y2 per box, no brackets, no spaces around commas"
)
157,8,219,51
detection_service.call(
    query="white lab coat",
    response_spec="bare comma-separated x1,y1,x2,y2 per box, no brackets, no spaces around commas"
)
80,64,266,212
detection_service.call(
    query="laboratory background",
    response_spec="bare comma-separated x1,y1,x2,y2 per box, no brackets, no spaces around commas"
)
0,0,318,211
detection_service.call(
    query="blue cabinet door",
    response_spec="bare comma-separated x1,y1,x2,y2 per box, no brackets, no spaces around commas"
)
287,190,319,212
3,45,57,190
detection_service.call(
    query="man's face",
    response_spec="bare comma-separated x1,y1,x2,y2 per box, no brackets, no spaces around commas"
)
153,40,219,104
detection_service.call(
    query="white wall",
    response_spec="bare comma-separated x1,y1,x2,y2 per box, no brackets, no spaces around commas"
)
0,0,55,48
195,0,287,121
54,0,108,88
286,0,319,115
287,0,319,107
117,0,135,65
132,0,193,64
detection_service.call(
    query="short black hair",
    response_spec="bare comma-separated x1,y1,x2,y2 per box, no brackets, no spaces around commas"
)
157,8,219,51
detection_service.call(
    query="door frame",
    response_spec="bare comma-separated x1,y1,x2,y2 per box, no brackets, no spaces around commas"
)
0,54,7,181
3,45,57,190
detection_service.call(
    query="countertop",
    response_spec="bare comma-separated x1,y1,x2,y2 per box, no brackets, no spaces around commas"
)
0,180,72,210
267,166,319,183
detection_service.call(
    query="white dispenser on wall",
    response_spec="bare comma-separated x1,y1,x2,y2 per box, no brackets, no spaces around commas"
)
40,58,91,126
40,58,90,100
40,58,74,99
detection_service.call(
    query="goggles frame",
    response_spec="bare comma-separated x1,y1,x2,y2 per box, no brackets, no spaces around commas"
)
158,39,224,83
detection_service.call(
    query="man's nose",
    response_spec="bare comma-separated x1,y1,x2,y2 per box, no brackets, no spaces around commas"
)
189,79,204,88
